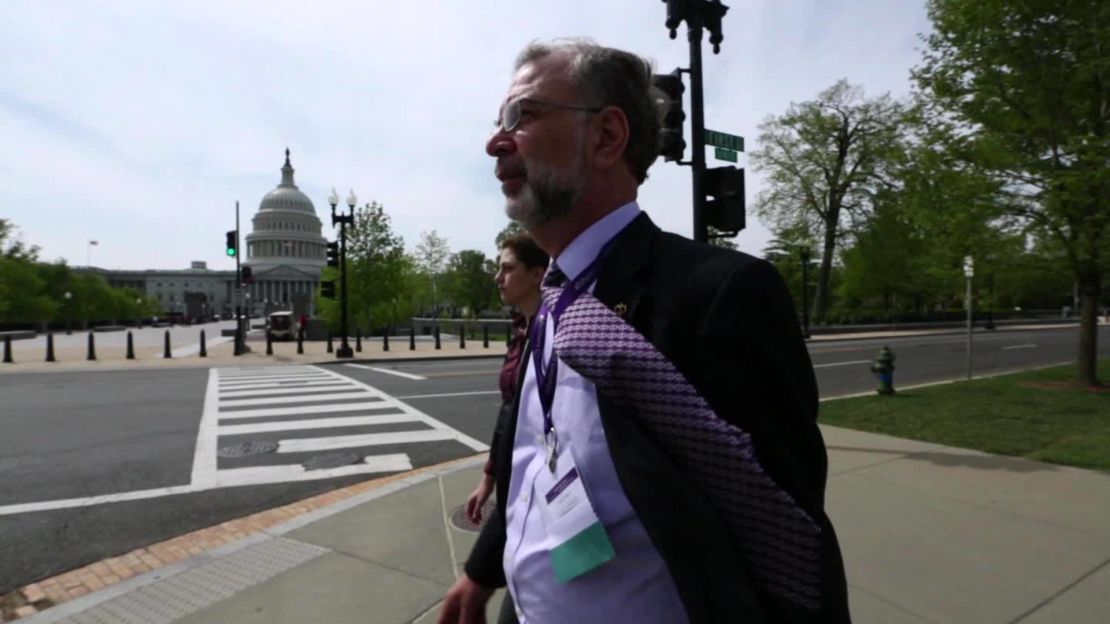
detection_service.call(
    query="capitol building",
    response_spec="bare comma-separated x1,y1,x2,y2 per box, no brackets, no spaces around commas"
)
82,150,329,321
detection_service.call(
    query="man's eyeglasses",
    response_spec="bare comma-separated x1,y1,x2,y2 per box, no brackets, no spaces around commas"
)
496,97,602,133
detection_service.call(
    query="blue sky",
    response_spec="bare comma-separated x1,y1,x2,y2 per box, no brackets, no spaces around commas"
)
1,1,931,270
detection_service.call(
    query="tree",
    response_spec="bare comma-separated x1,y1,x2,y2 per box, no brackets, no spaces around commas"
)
414,230,451,317
341,202,411,332
494,221,525,251
915,0,1110,385
444,250,496,318
751,80,906,323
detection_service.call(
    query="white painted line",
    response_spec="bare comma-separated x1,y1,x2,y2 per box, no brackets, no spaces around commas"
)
211,454,413,488
395,390,502,400
215,380,351,390
220,385,361,399
308,365,489,452
813,359,872,369
219,391,375,408
277,429,456,453
1002,344,1038,350
219,374,332,385
0,484,200,517
190,369,221,489
219,414,419,436
218,402,395,420
0,454,414,517
345,363,427,380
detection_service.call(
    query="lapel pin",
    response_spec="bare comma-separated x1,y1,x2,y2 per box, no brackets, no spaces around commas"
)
613,303,628,318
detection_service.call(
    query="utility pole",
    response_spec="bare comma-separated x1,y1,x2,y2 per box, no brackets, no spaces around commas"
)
234,201,244,355
329,189,357,359
964,255,974,380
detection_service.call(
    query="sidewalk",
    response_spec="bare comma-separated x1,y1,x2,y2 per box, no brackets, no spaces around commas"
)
7,427,1110,623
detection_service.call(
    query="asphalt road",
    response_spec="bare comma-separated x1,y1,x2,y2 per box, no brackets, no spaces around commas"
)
0,324,1105,593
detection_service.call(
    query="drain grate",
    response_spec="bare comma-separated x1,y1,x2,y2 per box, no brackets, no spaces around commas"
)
217,441,279,458
302,451,361,471
449,500,496,532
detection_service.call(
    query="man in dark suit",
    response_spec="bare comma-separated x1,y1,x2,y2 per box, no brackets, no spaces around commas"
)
439,39,849,624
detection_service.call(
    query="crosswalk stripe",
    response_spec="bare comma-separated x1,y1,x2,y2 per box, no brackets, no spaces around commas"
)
220,385,362,399
277,430,456,453
211,454,413,488
219,374,332,384
219,391,375,408
218,414,420,436
215,380,351,390
218,402,396,420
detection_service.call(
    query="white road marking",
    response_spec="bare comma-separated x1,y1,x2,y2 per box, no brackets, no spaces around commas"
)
214,380,350,390
190,369,221,489
813,359,872,368
219,391,377,408
219,414,419,436
278,430,456,453
395,390,502,400
210,454,412,488
219,374,332,385
220,385,359,398
1002,344,1038,350
345,363,427,380
218,402,396,420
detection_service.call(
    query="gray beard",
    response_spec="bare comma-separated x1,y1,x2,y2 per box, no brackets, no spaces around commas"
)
505,145,585,230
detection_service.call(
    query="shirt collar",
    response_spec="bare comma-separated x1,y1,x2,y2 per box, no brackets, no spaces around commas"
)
555,201,641,281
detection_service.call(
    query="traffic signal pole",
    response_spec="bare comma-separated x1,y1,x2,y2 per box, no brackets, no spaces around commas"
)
235,200,243,355
687,15,708,243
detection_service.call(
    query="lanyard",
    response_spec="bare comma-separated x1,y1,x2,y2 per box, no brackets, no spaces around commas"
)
529,234,622,471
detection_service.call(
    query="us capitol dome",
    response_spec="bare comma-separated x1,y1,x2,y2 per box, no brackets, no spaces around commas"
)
243,149,327,316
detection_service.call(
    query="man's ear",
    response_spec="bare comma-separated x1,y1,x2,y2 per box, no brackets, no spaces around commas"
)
591,107,630,172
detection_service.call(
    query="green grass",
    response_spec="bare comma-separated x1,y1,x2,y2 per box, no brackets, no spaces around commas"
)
819,359,1110,472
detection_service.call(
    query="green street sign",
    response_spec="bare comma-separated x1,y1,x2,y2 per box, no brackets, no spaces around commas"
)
714,147,738,162
704,129,744,152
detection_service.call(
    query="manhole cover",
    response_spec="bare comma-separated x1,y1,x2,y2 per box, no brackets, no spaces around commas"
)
302,452,361,471
449,500,496,532
217,441,279,458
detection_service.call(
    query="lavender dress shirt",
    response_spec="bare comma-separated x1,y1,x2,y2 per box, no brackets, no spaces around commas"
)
503,202,687,623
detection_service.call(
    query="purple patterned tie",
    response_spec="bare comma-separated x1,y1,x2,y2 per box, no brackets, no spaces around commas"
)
545,285,824,610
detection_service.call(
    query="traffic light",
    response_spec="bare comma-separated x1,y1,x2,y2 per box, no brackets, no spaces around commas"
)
326,241,340,268
225,230,238,257
652,70,686,162
320,280,337,299
703,166,745,235
241,266,253,285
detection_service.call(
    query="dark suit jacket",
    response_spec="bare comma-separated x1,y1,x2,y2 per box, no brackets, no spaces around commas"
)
465,213,850,623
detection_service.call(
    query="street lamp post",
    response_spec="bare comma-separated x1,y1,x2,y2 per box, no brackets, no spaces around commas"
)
329,188,356,359
64,291,72,335
964,255,974,380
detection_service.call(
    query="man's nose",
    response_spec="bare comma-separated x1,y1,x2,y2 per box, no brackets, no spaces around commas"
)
486,130,516,157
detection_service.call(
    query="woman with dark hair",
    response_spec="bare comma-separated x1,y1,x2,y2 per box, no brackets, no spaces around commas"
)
465,232,549,524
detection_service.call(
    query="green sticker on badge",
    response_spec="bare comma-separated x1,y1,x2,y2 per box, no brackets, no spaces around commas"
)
550,521,616,583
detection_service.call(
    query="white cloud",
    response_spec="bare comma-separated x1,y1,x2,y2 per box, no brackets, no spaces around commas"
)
0,0,930,269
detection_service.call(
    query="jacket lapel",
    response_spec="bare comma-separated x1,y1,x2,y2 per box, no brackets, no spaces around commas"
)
592,212,659,328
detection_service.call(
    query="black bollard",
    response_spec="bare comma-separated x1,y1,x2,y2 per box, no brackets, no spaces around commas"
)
126,331,135,360
355,328,362,353
409,326,416,351
46,333,55,362
163,330,172,358
87,331,96,361
434,326,441,350
483,324,489,348
2,335,11,363
265,329,273,355
459,324,466,349
327,332,334,353
297,328,304,354
383,330,389,352
199,330,207,358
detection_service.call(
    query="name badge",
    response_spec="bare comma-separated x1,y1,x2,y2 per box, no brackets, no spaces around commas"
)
534,443,615,583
